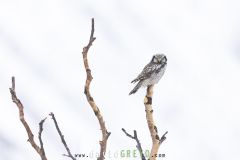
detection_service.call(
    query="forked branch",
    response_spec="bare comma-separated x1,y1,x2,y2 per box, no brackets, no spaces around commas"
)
122,128,146,160
9,76,48,160
82,18,111,160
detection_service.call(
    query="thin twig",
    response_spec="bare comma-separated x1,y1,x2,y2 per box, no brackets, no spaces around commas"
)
49,112,76,160
82,18,111,160
38,117,47,159
144,85,167,160
160,131,168,144
9,76,48,160
122,128,146,160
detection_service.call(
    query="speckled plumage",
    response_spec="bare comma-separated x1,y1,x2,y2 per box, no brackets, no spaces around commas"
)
129,54,167,95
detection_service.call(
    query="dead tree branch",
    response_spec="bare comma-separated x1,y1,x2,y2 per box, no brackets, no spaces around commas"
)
144,85,167,160
122,128,146,160
49,112,76,160
38,117,47,158
9,76,48,160
82,18,111,160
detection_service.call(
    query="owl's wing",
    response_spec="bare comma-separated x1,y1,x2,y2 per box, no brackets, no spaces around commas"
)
131,63,158,83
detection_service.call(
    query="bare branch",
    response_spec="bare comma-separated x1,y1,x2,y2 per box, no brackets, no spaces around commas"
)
38,117,47,159
9,76,48,160
82,18,111,160
49,112,76,160
160,131,168,144
122,128,146,160
144,85,167,160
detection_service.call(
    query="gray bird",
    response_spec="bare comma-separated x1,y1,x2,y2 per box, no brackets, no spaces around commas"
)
129,54,167,95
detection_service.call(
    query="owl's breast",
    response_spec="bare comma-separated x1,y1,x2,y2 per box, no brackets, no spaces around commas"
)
142,64,166,86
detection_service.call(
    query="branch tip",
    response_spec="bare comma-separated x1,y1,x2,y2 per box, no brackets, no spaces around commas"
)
11,76,15,91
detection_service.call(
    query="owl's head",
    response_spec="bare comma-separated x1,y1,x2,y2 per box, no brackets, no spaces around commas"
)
151,54,167,64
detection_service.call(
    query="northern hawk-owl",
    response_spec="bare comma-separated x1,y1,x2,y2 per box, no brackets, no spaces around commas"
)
129,54,167,95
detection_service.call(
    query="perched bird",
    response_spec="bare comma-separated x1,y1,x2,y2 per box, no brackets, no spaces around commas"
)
129,54,167,95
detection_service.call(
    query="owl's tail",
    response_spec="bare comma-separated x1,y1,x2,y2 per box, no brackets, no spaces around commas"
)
129,81,142,95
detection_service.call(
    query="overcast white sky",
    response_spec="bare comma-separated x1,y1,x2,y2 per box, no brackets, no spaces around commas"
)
0,0,240,160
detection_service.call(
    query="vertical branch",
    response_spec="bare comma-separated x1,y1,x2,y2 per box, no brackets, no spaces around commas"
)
9,76,48,160
144,85,167,160
82,18,111,160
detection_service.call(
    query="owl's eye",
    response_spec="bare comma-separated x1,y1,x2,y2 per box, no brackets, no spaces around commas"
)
153,58,158,63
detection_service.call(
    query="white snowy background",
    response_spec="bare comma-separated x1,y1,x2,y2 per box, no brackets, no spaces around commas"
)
0,0,240,160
